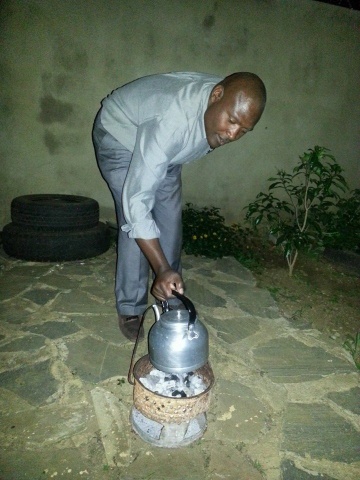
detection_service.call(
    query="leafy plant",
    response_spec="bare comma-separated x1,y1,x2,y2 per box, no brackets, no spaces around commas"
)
249,458,266,476
182,204,233,258
267,286,281,300
182,203,258,265
245,146,348,276
343,332,360,370
321,188,360,252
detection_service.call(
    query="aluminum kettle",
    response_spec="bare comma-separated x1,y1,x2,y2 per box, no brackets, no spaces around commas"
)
148,290,209,373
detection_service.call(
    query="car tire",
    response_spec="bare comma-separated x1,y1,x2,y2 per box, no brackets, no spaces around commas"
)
11,194,99,231
2,222,111,262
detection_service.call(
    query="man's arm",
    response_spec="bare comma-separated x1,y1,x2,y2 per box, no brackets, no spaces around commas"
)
136,238,184,301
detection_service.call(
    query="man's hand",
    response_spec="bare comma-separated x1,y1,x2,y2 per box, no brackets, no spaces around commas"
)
136,238,184,301
151,268,184,301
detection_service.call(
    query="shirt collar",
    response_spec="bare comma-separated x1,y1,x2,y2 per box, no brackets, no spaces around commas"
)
200,83,216,149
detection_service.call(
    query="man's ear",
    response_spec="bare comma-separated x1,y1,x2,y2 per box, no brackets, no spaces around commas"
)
210,85,224,104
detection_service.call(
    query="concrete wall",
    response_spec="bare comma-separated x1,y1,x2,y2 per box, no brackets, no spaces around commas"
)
1,0,359,227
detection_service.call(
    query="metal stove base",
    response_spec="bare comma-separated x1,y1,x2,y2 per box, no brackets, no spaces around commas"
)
130,407,207,448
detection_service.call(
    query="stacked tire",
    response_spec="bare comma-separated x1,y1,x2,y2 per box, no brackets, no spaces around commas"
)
2,194,111,262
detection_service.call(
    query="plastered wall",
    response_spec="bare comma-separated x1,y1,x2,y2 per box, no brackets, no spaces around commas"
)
1,0,359,227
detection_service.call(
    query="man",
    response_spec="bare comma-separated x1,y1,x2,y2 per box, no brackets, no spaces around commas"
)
92,71,266,341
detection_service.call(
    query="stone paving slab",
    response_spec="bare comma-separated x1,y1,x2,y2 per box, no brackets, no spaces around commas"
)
0,359,58,406
122,443,209,480
213,379,269,443
22,320,81,339
0,402,91,449
73,313,124,343
184,278,227,308
282,403,360,463
22,287,60,306
52,290,116,314
0,247,359,480
253,336,354,383
327,386,360,415
205,442,265,479
0,299,36,324
65,336,132,381
0,334,46,352
280,459,338,480
212,280,280,318
40,272,81,290
0,447,105,480
91,386,132,467
0,275,32,301
206,313,260,342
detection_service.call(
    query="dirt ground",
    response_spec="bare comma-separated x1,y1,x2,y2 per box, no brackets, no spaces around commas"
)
248,246,360,346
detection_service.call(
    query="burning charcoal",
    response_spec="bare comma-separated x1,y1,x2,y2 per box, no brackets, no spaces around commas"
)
141,376,159,391
171,390,187,398
182,387,191,397
163,380,176,392
149,369,166,380
140,368,207,398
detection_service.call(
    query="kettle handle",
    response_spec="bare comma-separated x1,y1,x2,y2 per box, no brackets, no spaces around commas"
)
171,289,196,327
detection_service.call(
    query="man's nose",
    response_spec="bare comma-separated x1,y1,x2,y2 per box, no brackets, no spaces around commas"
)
227,125,242,142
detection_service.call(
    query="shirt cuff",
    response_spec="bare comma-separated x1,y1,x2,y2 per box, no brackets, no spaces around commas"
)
121,220,160,239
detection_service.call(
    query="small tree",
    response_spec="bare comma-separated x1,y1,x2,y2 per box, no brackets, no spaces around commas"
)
245,146,348,276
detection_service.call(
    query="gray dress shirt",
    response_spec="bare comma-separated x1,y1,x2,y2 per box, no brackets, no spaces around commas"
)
100,72,222,239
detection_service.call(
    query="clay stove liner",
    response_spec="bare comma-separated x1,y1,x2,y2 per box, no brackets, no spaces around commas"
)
132,355,214,424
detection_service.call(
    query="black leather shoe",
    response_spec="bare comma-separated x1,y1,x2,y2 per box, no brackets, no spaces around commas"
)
118,315,144,342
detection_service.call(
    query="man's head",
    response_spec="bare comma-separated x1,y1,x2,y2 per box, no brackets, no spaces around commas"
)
204,72,266,149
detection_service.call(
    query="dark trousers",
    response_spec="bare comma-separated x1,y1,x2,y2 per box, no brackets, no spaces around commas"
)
92,111,183,315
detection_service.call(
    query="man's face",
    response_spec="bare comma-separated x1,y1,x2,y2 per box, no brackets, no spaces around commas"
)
204,84,263,149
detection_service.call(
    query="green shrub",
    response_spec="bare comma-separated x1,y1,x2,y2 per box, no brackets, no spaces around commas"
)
182,203,257,265
245,146,348,276
182,204,232,258
321,189,360,252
